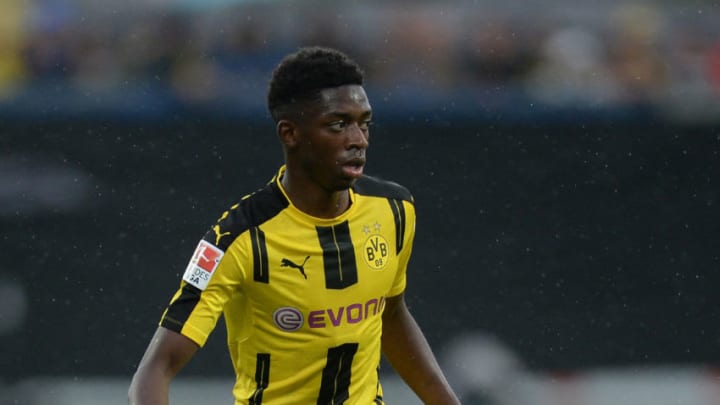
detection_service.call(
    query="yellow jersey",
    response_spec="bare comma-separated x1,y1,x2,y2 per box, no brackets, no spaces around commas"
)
160,166,416,404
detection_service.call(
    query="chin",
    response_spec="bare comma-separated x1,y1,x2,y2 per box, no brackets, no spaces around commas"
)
331,177,357,191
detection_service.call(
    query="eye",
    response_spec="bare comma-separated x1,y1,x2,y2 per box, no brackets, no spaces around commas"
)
327,121,347,132
359,120,373,131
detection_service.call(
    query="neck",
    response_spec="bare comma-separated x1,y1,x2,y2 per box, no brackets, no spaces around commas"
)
281,171,351,219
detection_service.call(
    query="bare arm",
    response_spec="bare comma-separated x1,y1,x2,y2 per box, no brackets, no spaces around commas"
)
381,293,460,405
128,326,199,405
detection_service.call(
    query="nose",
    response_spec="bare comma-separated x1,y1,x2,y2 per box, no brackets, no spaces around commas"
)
347,123,369,149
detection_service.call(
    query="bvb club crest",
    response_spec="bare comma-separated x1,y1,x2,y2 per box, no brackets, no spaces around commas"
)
362,222,389,270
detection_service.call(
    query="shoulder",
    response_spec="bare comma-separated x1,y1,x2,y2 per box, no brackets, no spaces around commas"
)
205,181,289,250
353,174,414,203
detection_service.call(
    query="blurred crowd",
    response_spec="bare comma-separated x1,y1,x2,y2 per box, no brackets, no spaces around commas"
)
1,0,720,120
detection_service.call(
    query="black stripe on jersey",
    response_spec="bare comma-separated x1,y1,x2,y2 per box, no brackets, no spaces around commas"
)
250,226,269,283
248,353,270,405
316,222,358,290
374,366,384,404
388,198,406,254
317,343,359,404
202,180,289,252
160,284,202,333
352,175,413,203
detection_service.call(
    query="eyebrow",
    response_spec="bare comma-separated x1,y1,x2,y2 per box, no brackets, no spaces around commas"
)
323,110,373,120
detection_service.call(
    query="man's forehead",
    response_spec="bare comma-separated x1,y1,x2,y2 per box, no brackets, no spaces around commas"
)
318,85,370,107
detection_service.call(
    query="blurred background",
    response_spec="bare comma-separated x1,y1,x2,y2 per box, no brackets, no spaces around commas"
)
1,0,720,404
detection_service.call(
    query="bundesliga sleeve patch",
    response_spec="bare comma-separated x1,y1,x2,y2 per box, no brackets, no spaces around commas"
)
182,240,224,290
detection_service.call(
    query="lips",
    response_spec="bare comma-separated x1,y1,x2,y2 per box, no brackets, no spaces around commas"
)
341,156,366,178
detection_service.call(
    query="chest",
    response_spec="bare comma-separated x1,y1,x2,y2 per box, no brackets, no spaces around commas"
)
240,213,400,311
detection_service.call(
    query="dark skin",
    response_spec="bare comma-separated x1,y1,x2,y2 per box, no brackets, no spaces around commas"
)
128,84,460,404
128,327,198,405
382,294,461,405
278,84,372,219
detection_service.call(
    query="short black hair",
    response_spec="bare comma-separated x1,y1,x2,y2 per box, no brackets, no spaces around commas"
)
267,46,364,122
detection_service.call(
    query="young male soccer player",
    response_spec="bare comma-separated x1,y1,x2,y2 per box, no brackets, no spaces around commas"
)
128,46,460,405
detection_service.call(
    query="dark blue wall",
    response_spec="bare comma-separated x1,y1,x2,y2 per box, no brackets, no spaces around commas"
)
2,119,719,378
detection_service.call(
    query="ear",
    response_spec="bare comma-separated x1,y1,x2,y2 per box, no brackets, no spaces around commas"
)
277,119,300,149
